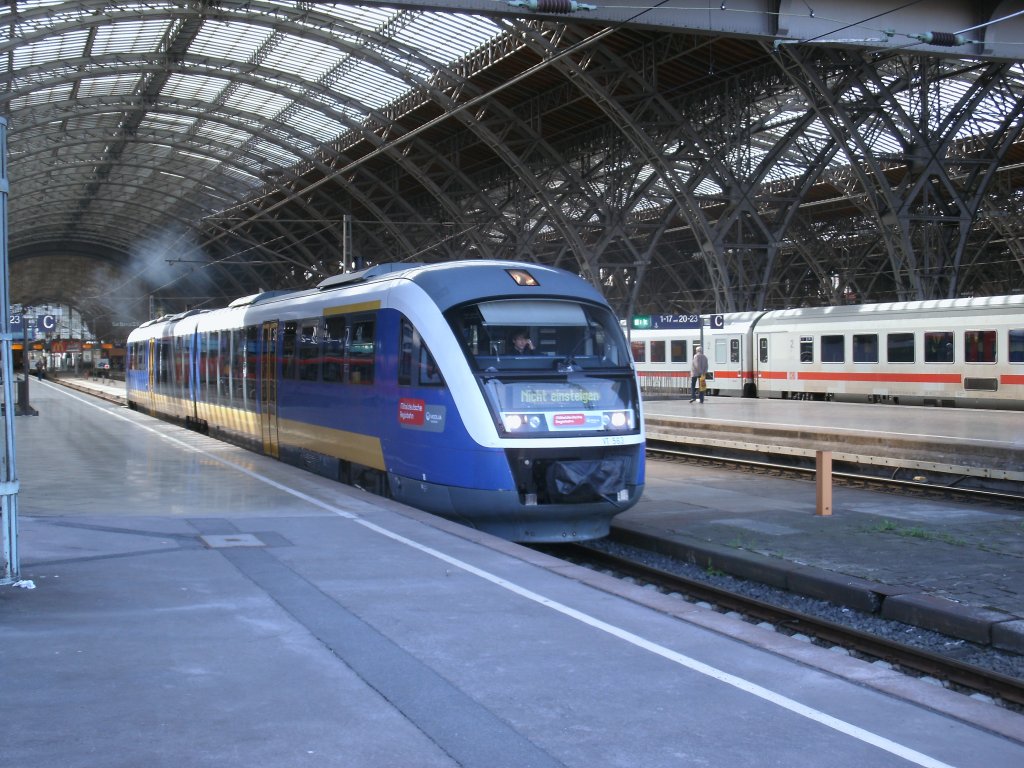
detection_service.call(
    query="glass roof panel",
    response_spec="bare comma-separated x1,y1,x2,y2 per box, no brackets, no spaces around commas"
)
10,83,72,110
91,19,168,55
222,84,293,123
262,36,345,82
77,73,144,98
12,29,89,67
189,19,270,60
162,72,230,104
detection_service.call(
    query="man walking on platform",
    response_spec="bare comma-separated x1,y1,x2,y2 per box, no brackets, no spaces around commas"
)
689,345,708,403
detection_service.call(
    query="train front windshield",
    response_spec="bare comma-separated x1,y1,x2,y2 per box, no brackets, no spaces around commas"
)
447,299,640,437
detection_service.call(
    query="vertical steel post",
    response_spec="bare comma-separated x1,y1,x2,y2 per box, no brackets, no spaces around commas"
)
0,116,21,583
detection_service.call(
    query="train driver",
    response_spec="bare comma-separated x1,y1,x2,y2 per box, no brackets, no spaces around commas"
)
510,328,536,354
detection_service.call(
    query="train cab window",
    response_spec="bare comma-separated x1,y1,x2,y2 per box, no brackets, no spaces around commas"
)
1010,329,1024,363
799,336,813,363
298,318,321,381
821,335,844,363
670,339,688,363
281,321,298,379
323,316,346,383
852,334,878,363
347,314,375,385
650,340,666,363
964,330,996,363
887,333,914,363
924,331,954,363
631,340,646,363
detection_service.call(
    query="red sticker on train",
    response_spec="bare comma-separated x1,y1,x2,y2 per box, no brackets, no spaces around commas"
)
552,413,586,427
398,398,426,426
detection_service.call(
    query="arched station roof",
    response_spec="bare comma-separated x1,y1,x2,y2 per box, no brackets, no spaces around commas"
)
3,0,1024,338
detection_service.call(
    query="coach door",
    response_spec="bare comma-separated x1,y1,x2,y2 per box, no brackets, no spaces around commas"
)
260,321,280,458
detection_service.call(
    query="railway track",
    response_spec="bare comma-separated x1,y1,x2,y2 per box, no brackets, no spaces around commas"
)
551,542,1024,710
646,440,1024,507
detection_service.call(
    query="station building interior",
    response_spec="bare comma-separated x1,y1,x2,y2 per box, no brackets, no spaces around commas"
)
2,0,1023,366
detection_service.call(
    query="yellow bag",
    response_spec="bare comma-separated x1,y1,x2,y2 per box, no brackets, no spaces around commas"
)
698,375,707,392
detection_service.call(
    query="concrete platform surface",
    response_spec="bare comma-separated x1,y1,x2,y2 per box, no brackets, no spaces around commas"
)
2,378,1022,767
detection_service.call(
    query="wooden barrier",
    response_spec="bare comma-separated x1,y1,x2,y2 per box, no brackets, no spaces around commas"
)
816,450,833,516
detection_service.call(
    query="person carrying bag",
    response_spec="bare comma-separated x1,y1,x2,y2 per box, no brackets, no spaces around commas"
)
690,345,709,403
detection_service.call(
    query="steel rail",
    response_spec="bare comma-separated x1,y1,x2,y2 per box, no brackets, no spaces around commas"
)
556,543,1024,708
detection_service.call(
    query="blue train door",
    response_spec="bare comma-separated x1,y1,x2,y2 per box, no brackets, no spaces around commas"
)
260,321,279,458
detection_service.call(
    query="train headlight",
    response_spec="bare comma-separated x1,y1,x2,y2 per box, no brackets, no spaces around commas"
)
602,411,632,430
503,413,545,432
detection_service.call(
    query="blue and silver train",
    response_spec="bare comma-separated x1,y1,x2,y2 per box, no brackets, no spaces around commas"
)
126,260,645,541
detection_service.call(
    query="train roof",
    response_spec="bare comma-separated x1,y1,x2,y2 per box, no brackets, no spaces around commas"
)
760,294,1024,324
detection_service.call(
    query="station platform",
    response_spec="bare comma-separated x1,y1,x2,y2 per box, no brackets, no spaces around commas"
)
3,378,1023,765
643,395,1024,482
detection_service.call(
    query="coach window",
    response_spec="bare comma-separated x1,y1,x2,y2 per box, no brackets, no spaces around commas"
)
218,330,231,405
821,334,844,363
323,316,346,383
347,314,375,385
244,326,259,409
1010,329,1024,363
758,337,768,364
281,321,298,380
799,336,813,363
631,340,646,363
232,329,246,401
650,340,666,364
298,318,320,382
924,331,954,363
729,338,740,363
853,334,878,364
964,330,996,363
670,339,687,363
887,333,914,363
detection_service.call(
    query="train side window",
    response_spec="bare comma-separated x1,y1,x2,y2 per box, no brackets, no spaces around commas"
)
964,330,996,363
758,337,768,364
218,330,231,405
650,340,666,363
1010,329,1024,363
852,334,878,363
924,331,954,363
400,319,445,388
729,338,739,363
281,321,298,379
232,328,246,401
244,325,259,409
799,336,813,363
670,339,687,363
298,318,321,381
631,340,646,362
887,333,914,363
821,335,844,363
323,316,346,383
347,314,375,385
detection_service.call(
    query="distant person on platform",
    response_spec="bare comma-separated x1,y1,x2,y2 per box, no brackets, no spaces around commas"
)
689,345,708,403
35,359,45,381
